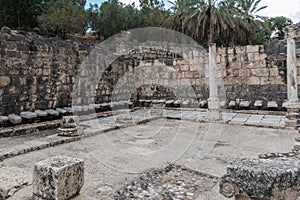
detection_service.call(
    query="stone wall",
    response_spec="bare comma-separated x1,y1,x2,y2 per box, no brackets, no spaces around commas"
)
0,28,297,115
217,43,288,105
0,28,92,115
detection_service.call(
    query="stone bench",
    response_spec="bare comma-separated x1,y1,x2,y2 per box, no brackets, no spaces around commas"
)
239,101,250,109
33,156,84,200
220,158,300,200
267,101,278,109
165,100,175,107
228,100,236,108
254,100,263,108
199,100,208,108
8,114,22,124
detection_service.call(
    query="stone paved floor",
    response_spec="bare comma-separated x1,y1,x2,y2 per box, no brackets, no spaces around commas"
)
0,108,295,199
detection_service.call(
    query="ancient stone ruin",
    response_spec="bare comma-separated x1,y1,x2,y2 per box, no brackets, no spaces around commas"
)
2,23,300,200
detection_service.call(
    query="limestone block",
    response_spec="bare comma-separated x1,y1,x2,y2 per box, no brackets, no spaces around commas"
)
199,100,208,108
239,101,250,108
182,100,191,106
282,101,288,108
228,101,236,107
220,158,300,200
165,100,175,105
0,76,10,87
45,109,60,116
8,114,22,124
220,101,227,108
56,108,67,114
157,100,166,103
20,111,37,119
267,101,278,108
0,116,9,123
35,110,48,117
254,100,263,107
247,76,260,85
174,100,182,105
33,156,84,200
63,107,75,114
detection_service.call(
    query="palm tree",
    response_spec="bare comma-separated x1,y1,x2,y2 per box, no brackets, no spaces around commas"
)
235,0,267,44
179,0,236,45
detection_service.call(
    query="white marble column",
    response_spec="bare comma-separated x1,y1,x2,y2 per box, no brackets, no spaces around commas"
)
208,43,221,121
285,27,300,127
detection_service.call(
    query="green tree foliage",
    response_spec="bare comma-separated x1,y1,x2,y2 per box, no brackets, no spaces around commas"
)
88,0,143,39
265,16,293,40
38,0,87,38
0,0,43,30
164,0,269,46
139,0,169,27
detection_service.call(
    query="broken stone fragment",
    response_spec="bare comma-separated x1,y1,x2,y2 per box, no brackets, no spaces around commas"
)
57,116,79,136
220,158,300,200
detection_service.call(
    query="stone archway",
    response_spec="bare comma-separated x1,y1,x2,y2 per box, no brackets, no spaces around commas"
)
72,28,209,111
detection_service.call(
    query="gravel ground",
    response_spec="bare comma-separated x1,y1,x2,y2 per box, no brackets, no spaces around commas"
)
1,118,297,199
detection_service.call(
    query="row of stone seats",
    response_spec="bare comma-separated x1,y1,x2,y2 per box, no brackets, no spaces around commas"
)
0,101,133,126
225,100,284,110
138,99,287,110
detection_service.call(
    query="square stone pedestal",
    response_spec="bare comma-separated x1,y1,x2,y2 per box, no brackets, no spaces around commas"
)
33,156,84,200
208,97,221,121
285,101,300,127
150,102,165,117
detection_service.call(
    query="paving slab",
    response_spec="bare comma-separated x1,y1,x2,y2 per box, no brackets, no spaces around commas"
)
221,112,237,121
230,113,251,124
1,118,296,200
245,114,264,124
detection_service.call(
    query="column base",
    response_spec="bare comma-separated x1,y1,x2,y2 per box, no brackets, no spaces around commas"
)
208,97,221,121
285,101,300,128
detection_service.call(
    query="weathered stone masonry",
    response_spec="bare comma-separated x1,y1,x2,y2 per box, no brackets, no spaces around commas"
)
0,28,297,115
0,28,92,115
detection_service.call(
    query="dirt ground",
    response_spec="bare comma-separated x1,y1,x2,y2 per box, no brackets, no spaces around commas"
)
3,118,297,199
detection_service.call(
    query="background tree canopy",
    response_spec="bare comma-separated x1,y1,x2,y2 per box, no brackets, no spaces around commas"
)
0,0,295,46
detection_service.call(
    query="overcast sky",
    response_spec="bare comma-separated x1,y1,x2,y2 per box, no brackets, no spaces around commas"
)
87,0,300,23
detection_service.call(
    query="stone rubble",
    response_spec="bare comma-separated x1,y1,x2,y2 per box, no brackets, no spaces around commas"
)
115,164,218,200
